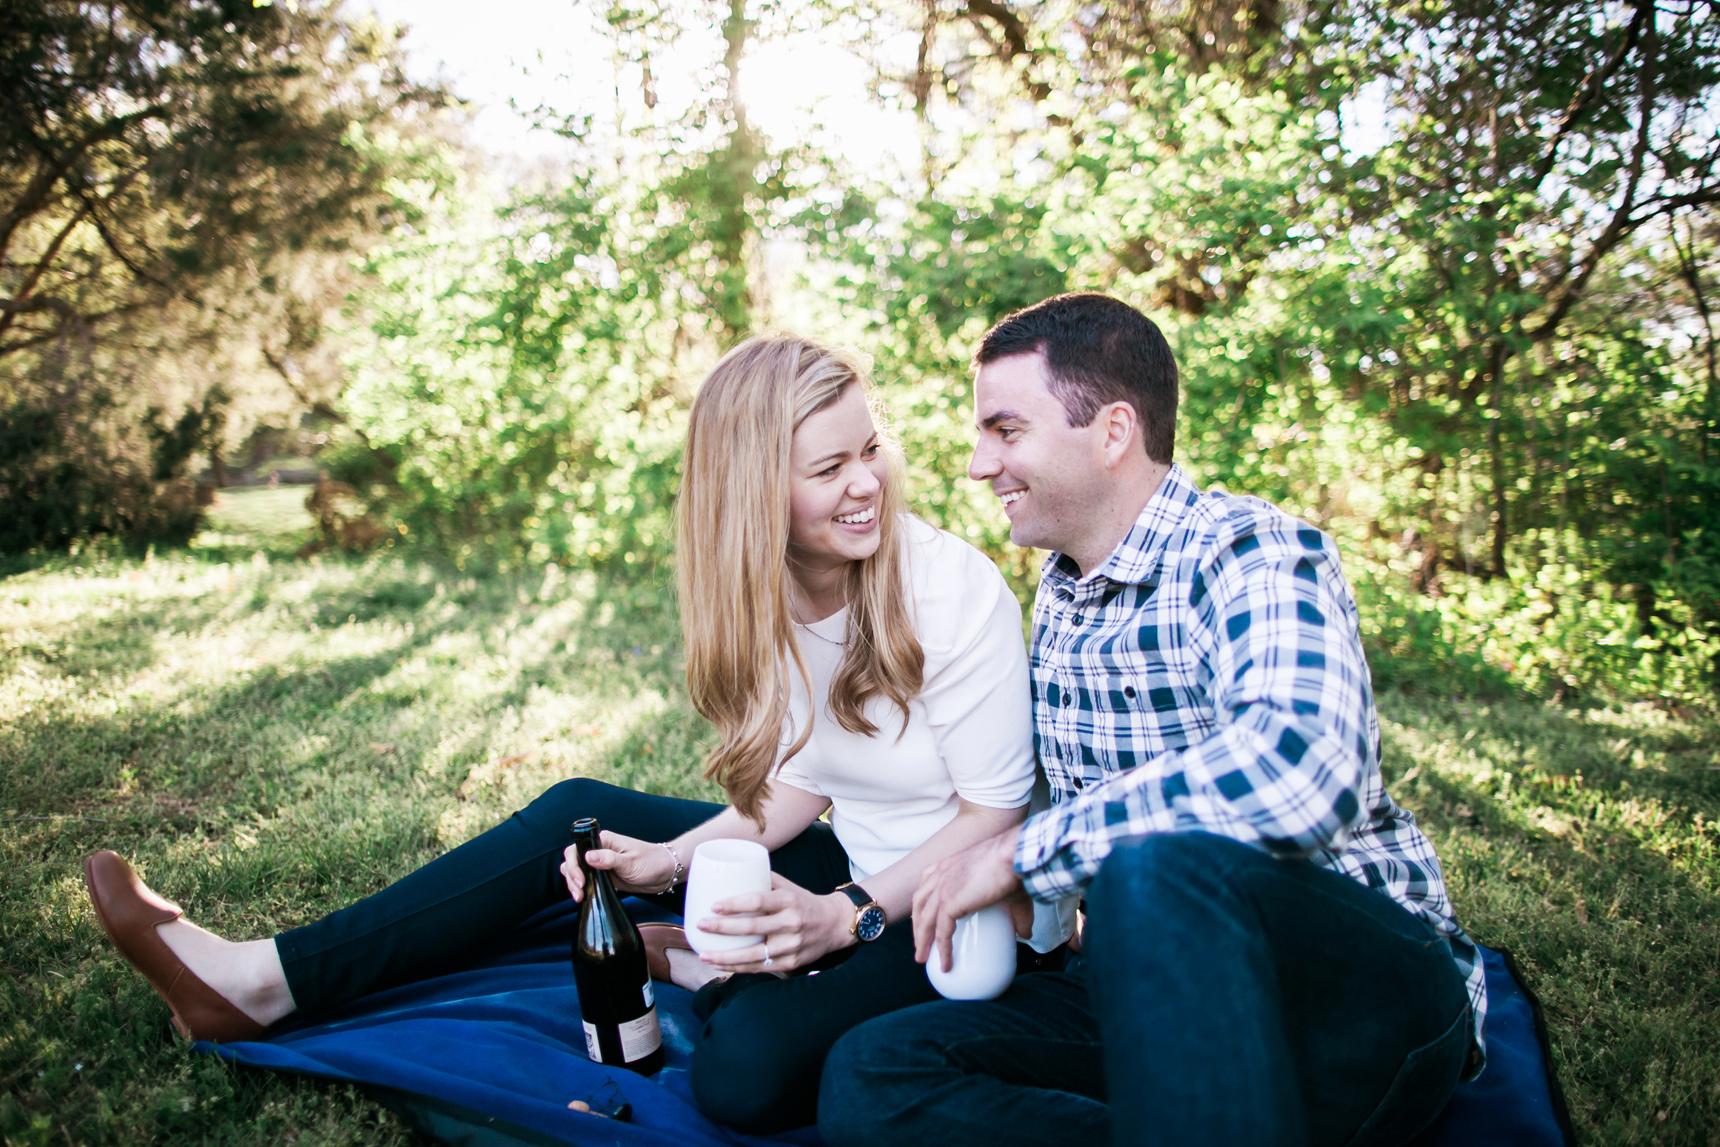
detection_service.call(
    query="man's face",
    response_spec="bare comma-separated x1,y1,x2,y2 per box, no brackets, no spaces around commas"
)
968,351,1111,557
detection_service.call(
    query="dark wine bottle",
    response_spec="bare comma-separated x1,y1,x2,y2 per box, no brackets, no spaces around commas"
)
569,817,664,1075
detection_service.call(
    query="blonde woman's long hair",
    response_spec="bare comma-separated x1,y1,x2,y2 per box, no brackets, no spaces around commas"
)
678,334,924,823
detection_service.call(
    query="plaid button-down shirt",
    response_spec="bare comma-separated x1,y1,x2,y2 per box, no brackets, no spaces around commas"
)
1014,464,1487,1067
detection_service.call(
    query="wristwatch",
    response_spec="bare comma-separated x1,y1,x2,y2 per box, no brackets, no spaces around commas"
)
835,882,886,942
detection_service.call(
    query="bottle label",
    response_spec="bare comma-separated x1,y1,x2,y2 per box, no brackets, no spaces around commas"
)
581,1020,601,1061
582,1010,662,1064
619,1007,662,1062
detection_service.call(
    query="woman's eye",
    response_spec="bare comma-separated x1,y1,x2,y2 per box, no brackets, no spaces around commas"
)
862,443,880,457
818,464,841,477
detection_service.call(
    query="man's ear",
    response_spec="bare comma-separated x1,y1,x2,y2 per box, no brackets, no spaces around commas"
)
1099,401,1140,470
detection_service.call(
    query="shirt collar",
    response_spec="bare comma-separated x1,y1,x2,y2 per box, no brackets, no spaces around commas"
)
1043,464,1202,590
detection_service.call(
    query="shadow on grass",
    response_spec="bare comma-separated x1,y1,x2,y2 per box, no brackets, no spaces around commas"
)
1,570,619,819
1377,695,1720,1144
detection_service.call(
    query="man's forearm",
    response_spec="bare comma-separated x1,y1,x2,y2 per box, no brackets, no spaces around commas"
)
1014,705,1367,901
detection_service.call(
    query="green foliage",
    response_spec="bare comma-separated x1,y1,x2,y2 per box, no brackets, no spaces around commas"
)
309,0,1720,705
0,0,447,554
0,378,218,554
339,0,821,574
341,171,690,573
795,0,1720,705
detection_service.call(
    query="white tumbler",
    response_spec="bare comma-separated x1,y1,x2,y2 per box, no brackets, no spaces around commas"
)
683,839,771,954
926,903,1018,1000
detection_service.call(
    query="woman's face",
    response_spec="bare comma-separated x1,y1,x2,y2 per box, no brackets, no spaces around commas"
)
787,384,887,572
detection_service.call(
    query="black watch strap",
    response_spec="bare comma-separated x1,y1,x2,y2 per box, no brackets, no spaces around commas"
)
836,882,886,941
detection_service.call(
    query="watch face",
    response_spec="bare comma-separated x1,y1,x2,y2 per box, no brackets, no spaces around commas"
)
856,905,887,942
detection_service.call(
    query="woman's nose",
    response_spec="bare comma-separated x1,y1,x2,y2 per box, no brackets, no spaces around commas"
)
848,463,882,497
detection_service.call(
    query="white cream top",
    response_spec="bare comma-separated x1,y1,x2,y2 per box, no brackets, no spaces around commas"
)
776,517,1075,952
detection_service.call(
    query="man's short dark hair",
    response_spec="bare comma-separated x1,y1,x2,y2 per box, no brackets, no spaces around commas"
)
974,293,1178,464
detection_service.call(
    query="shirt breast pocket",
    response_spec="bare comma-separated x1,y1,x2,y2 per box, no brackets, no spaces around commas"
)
1116,676,1173,714
1100,676,1139,716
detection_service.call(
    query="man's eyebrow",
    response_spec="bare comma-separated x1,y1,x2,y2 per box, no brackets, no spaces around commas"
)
979,409,1029,430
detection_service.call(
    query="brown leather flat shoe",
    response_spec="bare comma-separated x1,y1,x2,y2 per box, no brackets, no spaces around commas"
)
638,922,693,983
82,851,268,1043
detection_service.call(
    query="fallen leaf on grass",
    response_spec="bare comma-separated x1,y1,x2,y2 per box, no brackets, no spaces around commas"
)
371,743,396,755
1574,900,1589,924
494,752,534,769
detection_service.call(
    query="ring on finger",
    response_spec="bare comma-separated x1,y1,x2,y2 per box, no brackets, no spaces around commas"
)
762,954,774,968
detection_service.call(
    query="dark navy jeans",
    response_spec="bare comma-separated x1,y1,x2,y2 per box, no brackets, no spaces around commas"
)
273,777,944,1132
819,832,1472,1147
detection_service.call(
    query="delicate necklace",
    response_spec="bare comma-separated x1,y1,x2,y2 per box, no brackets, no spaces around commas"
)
797,619,848,647
791,592,850,646
788,577,848,632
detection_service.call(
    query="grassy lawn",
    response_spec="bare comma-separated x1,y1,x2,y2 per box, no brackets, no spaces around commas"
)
1,486,1716,1144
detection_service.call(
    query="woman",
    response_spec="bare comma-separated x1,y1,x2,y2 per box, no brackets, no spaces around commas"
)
83,335,1065,1133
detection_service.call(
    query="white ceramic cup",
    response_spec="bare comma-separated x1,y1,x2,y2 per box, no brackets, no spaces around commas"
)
683,838,771,954
926,904,1018,1001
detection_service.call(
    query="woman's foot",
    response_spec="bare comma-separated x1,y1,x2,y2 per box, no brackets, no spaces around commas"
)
153,919,297,1028
640,923,731,993
82,851,297,1039
665,946,731,993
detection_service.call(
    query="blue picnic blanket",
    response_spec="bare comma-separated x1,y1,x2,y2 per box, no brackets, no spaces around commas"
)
200,899,1573,1146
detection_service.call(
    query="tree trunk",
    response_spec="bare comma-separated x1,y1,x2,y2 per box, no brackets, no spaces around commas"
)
712,0,756,336
914,0,936,119
1486,341,1510,579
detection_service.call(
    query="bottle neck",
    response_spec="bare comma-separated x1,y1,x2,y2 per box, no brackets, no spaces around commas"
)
572,828,618,903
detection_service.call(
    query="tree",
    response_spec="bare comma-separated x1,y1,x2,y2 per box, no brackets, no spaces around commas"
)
0,0,444,551
808,0,1720,697
1334,0,1720,578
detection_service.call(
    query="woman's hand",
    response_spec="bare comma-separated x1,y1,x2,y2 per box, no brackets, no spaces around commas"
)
694,873,857,974
561,831,676,902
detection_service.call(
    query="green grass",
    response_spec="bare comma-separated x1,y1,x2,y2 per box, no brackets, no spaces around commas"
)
1,511,1716,1143
197,486,317,552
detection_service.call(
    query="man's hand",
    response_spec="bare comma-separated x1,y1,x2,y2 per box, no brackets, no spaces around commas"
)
912,825,1032,973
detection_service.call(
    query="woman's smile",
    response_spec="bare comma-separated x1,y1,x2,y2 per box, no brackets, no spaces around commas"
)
835,505,877,528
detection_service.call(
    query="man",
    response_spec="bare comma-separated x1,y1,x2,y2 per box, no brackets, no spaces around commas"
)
817,294,1484,1147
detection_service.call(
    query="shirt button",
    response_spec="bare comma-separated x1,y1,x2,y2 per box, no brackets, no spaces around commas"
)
1073,613,1084,625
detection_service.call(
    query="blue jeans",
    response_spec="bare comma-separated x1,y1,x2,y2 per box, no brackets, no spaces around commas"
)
819,832,1472,1147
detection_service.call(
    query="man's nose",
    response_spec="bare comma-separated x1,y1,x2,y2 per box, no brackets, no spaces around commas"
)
968,439,1001,483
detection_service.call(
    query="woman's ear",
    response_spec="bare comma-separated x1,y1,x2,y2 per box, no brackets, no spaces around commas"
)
1100,401,1140,470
